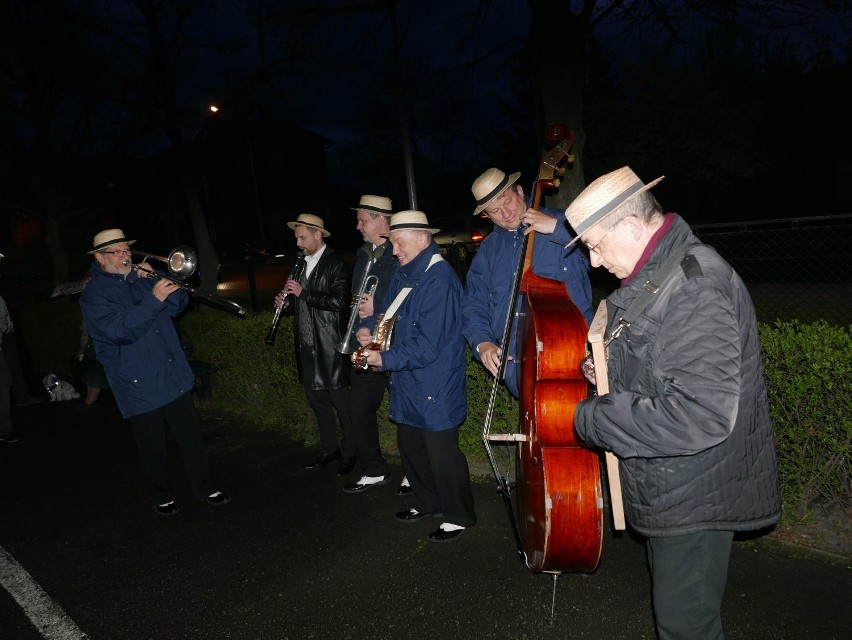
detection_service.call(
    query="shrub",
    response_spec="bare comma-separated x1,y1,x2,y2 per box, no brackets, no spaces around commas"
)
21,302,851,524
759,320,852,520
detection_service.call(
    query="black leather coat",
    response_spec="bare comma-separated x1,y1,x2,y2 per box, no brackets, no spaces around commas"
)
293,247,352,390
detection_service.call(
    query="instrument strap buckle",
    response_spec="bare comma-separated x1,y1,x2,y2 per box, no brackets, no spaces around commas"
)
605,320,629,347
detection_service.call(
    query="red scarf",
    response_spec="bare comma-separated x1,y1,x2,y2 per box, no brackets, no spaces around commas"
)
622,213,677,285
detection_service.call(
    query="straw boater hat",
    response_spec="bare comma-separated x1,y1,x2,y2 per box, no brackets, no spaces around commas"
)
87,229,136,254
565,167,664,246
351,195,393,216
380,210,440,237
471,167,522,215
287,213,331,237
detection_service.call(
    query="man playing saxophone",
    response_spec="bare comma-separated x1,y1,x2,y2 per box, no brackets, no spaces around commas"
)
339,195,400,491
355,211,475,542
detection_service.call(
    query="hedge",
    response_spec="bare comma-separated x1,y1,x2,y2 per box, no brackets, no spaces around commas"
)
22,301,852,522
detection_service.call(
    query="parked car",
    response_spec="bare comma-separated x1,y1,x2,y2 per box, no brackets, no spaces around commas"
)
431,214,493,265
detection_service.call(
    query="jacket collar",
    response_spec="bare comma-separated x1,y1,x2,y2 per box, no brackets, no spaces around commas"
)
397,241,439,279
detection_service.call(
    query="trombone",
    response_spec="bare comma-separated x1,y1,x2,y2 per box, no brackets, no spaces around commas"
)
128,246,246,316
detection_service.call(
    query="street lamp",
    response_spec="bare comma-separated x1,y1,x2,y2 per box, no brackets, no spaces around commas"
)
208,104,265,244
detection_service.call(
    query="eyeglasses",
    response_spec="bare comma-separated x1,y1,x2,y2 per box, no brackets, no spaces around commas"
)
100,249,131,256
585,220,621,255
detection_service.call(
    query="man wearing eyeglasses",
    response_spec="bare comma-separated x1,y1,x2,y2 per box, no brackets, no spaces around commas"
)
80,228,229,516
566,167,780,639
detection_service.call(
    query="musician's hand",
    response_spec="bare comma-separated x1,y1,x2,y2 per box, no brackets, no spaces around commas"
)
152,278,179,302
273,290,288,310
358,292,374,319
364,349,382,368
135,261,154,279
355,327,372,347
283,280,303,298
520,207,557,236
478,342,510,377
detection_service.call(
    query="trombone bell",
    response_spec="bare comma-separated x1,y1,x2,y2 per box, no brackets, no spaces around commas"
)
133,245,197,281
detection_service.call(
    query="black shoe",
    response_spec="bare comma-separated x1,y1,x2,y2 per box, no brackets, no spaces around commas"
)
154,501,179,516
428,525,466,542
336,456,357,476
207,491,231,506
0,434,20,443
396,483,413,496
395,508,431,523
343,475,390,494
304,450,342,470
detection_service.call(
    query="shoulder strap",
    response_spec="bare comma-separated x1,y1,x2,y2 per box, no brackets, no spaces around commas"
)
382,254,444,320
608,242,701,344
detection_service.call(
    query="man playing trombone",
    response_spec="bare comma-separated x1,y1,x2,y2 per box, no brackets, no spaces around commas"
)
80,229,230,516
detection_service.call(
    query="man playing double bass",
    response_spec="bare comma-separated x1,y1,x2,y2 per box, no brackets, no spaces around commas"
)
462,167,593,397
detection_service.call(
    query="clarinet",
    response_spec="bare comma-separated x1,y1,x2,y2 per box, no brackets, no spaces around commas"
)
265,252,306,346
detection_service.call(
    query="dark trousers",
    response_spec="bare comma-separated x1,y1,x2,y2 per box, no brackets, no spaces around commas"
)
300,348,353,457
397,423,476,528
348,369,389,476
128,393,214,505
647,530,735,640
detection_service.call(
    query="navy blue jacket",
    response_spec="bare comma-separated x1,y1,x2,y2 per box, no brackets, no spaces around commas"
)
377,242,467,431
463,207,593,397
80,264,193,419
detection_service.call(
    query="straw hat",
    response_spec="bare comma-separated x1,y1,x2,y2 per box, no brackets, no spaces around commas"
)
287,213,331,237
380,210,440,237
352,195,393,216
471,168,521,215
565,167,664,245
87,229,136,254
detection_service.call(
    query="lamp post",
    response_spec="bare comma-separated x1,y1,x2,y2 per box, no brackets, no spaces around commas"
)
209,105,265,244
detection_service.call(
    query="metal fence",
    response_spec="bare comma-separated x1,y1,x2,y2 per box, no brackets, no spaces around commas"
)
692,215,851,326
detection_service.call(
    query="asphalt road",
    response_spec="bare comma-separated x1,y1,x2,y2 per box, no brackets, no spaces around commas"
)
1,396,849,640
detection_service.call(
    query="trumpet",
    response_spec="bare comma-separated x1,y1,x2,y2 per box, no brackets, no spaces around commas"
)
265,252,306,346
127,246,246,316
335,271,379,355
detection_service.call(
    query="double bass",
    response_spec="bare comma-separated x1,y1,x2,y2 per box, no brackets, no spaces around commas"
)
483,123,603,575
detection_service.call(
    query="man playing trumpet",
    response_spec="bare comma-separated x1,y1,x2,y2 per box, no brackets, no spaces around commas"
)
355,211,475,542
340,195,400,493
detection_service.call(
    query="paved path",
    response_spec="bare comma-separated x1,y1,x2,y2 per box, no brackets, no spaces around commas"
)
1,398,849,639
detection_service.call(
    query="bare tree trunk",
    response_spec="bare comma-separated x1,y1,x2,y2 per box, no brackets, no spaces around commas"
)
181,169,219,297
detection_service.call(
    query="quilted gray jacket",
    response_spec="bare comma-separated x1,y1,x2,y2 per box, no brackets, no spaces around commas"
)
574,215,780,537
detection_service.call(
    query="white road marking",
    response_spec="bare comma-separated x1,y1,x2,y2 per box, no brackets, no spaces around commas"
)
0,544,89,639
